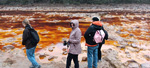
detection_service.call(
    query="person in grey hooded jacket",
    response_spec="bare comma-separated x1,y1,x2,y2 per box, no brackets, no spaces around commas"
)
66,20,82,68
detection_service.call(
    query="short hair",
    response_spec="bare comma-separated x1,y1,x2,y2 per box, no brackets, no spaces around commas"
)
22,19,30,25
92,17,99,21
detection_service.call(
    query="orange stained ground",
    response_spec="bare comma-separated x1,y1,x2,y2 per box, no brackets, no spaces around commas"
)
0,11,91,52
0,11,149,52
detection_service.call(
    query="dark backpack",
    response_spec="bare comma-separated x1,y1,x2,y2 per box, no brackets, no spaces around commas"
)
29,29,40,45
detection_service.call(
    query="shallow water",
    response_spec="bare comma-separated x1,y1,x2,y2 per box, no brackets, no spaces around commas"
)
0,11,91,52
0,11,149,51
0,11,150,63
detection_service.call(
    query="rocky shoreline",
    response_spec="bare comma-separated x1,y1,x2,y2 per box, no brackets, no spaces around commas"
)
0,4,150,68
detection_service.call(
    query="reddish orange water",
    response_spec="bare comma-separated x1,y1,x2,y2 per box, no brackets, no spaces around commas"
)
0,11,91,52
0,11,149,52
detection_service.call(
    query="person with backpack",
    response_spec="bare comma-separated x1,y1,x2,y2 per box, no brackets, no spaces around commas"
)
84,17,103,68
66,20,82,68
97,25,108,62
22,19,41,68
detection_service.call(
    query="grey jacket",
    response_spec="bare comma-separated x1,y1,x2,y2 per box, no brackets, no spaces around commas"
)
68,20,82,55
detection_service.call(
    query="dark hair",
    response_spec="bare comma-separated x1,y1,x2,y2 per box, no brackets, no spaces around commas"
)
70,22,75,27
92,17,99,21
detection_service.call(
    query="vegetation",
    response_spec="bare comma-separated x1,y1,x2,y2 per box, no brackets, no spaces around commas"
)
0,0,150,5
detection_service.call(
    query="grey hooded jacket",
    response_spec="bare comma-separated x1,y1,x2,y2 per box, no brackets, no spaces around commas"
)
68,20,82,55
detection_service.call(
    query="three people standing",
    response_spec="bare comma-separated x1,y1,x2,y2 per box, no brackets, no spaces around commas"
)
22,17,107,68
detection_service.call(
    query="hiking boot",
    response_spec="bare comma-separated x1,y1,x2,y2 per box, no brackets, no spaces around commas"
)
35,65,41,68
29,65,34,68
98,59,101,62
92,66,96,68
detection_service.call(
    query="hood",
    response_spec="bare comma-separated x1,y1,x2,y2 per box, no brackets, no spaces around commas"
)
25,24,33,30
92,21,102,30
71,20,79,29
92,21,102,26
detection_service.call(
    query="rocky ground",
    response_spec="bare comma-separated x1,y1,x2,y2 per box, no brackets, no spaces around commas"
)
0,4,150,68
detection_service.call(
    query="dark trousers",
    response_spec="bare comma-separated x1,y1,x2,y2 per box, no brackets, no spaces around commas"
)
98,43,103,60
66,53,79,68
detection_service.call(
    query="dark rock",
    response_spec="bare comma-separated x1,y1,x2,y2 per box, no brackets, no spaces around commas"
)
48,56,54,61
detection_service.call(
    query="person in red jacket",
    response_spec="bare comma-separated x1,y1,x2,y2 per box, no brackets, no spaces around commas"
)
84,17,102,68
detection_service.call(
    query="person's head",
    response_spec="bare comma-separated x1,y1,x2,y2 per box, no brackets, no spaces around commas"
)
70,22,75,28
70,20,79,29
92,17,99,22
22,19,30,27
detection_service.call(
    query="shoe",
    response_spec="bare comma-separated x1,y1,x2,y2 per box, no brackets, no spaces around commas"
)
35,65,41,68
29,65,34,68
98,59,101,62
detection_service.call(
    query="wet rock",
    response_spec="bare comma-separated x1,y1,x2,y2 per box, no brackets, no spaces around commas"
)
141,63,150,68
103,49,125,68
129,34,134,37
62,51,68,55
48,47,53,52
2,38,16,43
39,53,46,59
2,45,15,50
48,56,54,61
40,31,49,34
21,47,26,50
135,26,140,28
62,48,67,51
82,57,87,61
131,43,138,48
116,30,121,34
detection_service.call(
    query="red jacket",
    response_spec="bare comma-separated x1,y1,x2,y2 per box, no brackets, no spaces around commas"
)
85,21,103,47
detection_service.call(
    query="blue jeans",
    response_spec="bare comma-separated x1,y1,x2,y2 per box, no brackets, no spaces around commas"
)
87,44,99,68
26,46,39,67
